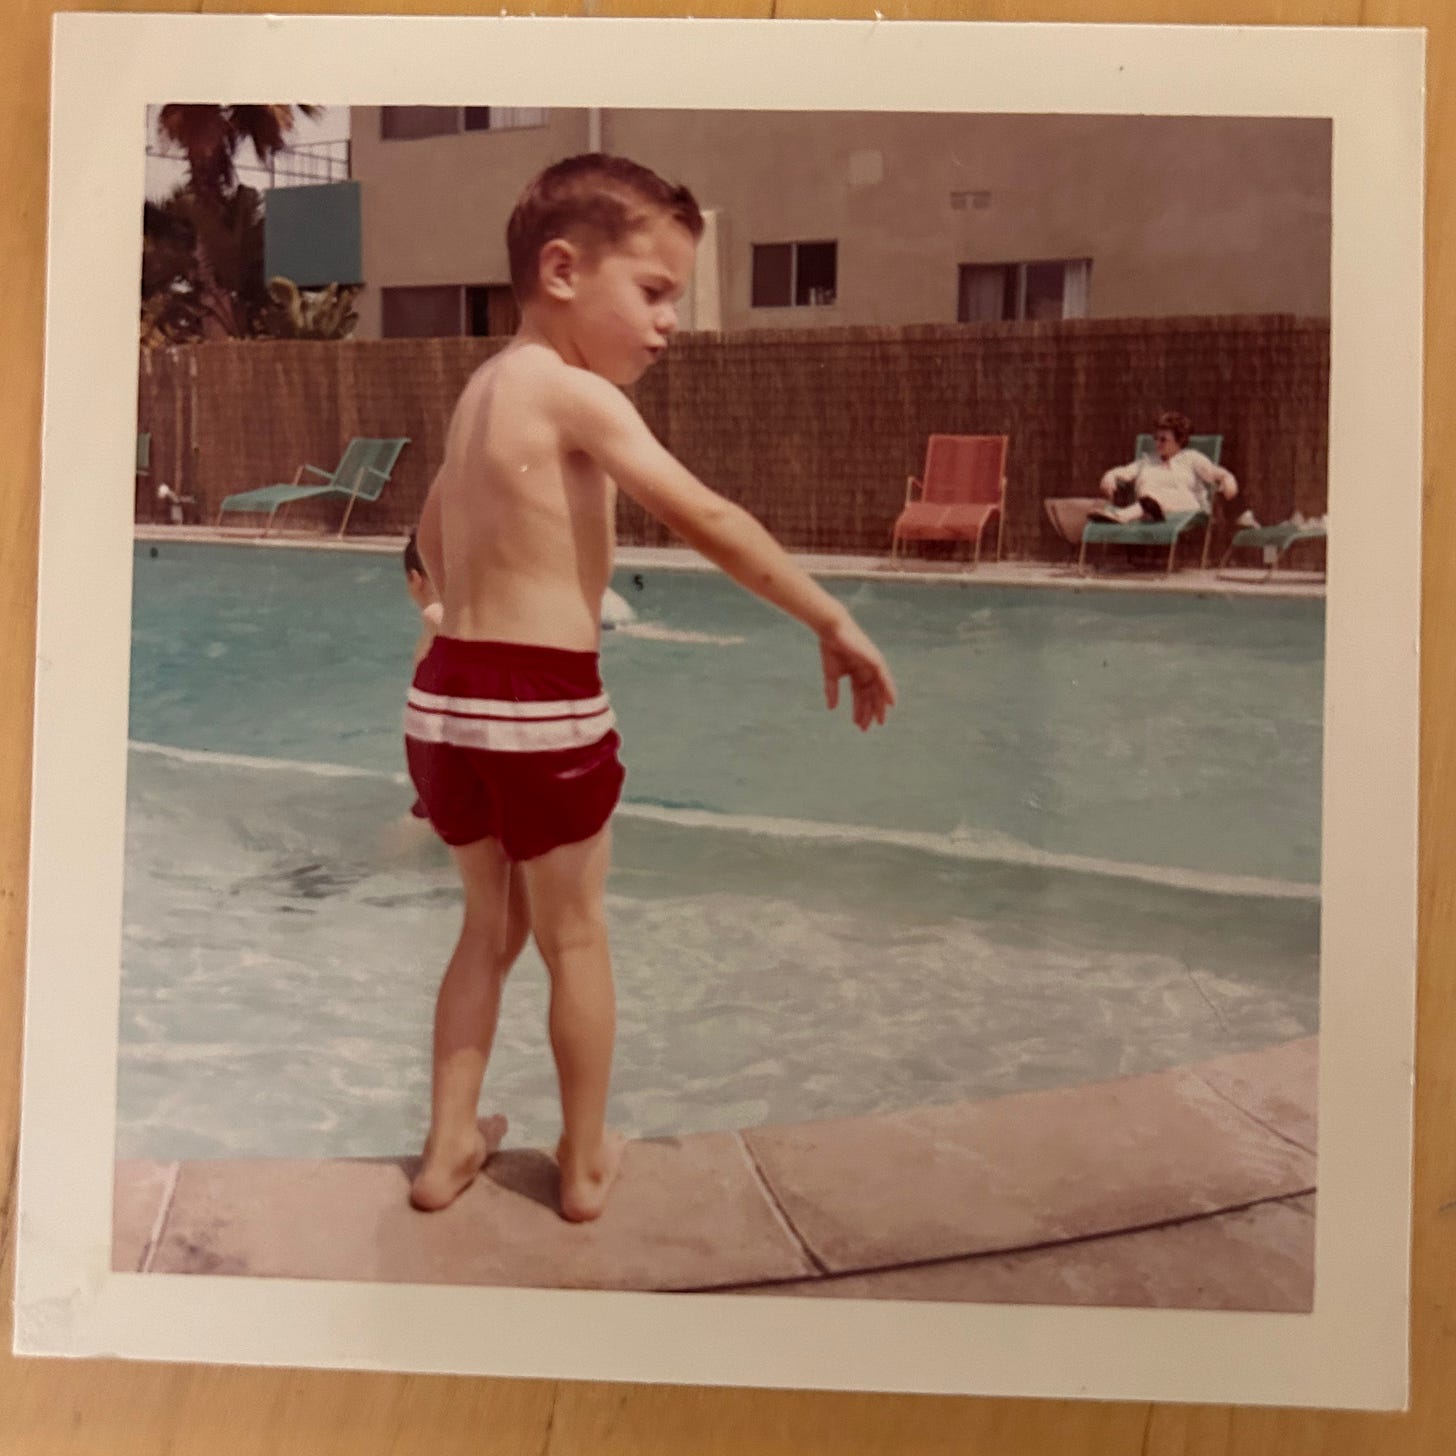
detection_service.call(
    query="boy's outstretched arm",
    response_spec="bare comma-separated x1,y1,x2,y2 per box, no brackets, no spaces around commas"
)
562,370,897,729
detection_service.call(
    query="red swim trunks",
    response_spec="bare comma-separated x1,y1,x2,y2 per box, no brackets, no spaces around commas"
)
404,637,626,860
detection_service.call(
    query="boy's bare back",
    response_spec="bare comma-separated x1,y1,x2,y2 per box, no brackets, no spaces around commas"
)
417,342,615,653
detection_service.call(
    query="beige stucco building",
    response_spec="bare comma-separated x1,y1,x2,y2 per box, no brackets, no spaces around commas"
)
348,107,1331,339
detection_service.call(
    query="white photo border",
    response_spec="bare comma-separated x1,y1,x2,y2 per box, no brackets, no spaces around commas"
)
19,13,1423,1409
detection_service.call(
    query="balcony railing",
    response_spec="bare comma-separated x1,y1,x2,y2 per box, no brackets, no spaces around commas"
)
146,138,352,191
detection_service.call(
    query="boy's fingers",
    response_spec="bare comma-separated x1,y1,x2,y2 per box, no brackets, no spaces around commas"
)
823,639,894,726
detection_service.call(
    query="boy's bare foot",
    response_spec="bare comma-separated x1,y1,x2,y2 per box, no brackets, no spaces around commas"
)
556,1130,627,1223
410,1113,508,1212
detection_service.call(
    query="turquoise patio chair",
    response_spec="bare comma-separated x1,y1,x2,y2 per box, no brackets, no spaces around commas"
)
1077,508,1210,575
217,437,410,537
1043,435,1225,558
1219,519,1327,580
1077,433,1226,574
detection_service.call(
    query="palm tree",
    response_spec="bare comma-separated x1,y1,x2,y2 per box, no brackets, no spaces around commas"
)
155,104,322,197
146,104,321,341
141,182,269,344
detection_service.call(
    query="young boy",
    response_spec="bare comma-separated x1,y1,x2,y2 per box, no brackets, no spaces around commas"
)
405,154,896,1222
403,530,445,667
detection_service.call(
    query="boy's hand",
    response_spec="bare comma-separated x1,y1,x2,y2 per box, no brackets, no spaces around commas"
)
819,615,896,731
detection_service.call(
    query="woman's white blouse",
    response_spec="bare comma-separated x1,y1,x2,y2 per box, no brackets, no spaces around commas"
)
1112,448,1224,514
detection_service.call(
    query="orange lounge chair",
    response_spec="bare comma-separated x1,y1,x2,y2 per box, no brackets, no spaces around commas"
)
890,434,1008,566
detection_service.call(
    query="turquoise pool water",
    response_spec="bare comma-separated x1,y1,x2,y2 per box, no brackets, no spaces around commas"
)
120,542,1323,1159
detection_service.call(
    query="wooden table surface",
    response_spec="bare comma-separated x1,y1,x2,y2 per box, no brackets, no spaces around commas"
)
3,2,1450,1451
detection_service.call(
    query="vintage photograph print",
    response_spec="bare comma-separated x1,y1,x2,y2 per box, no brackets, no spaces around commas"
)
20,15,1421,1408
122,102,1329,1307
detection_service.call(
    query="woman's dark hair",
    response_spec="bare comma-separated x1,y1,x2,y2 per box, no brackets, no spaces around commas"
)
403,530,425,578
1154,410,1193,447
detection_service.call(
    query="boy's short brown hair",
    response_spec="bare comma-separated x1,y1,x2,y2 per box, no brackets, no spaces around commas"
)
506,153,704,302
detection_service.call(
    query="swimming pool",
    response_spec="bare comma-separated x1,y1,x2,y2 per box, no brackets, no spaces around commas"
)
120,541,1323,1159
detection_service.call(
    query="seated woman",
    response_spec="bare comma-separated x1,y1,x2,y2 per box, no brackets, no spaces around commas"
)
1090,411,1239,523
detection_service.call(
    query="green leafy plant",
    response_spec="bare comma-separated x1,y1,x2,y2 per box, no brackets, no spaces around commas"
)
262,277,360,341
140,183,270,344
141,104,326,346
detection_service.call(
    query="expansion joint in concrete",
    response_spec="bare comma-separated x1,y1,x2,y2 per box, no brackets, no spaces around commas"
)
1191,1071,1318,1157
137,1161,181,1274
731,1132,828,1276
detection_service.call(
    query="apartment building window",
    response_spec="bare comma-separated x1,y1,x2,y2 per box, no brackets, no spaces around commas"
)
382,285,462,337
958,258,1091,322
462,107,549,131
380,106,549,140
466,284,521,337
382,283,518,338
751,240,838,308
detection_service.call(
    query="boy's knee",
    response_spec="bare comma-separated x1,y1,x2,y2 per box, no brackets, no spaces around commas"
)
459,911,520,972
487,946,518,981
532,912,608,966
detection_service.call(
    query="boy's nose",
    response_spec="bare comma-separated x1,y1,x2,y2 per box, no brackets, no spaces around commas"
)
657,306,678,335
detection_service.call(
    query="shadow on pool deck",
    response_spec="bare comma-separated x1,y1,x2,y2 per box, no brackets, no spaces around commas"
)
114,1037,1317,1313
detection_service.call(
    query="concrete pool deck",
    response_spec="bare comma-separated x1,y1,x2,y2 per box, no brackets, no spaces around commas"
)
114,1036,1317,1311
134,526,1326,600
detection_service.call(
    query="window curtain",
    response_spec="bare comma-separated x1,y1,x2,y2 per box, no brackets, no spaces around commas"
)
488,107,549,129
1061,258,1091,319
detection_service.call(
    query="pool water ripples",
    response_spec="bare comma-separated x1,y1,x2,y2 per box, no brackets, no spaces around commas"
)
119,543,1324,1158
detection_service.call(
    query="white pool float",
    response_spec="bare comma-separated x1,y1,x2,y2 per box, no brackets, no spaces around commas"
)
601,587,636,628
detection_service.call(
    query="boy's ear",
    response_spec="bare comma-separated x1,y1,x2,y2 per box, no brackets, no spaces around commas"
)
538,238,580,302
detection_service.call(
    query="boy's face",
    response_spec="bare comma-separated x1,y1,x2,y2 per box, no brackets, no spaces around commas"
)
559,214,696,385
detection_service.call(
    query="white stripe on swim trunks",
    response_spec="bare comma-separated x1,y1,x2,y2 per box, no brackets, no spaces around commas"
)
407,687,610,721
404,702,616,753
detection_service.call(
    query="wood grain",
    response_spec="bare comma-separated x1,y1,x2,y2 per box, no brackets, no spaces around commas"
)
2,2,1449,1451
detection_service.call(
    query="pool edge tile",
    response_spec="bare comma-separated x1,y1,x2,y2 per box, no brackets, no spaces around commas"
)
1190,1035,1319,1154
742,1044,1317,1275
719,1195,1316,1313
112,1159,178,1274
145,1131,817,1291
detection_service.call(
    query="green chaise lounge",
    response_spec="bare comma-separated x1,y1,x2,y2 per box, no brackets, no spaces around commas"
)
1219,518,1327,579
217,436,410,537
1075,433,1225,575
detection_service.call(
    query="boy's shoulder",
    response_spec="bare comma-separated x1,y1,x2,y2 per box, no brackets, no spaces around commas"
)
459,341,637,455
487,339,578,383
456,343,579,429
472,342,609,412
